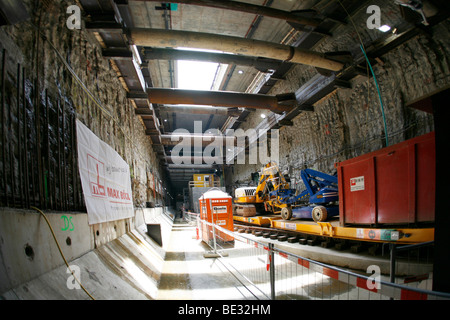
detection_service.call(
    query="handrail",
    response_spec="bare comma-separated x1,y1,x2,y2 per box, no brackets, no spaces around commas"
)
199,219,450,300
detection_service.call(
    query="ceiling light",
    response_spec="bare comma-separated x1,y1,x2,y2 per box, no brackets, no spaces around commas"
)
261,113,266,119
238,70,244,74
378,25,391,32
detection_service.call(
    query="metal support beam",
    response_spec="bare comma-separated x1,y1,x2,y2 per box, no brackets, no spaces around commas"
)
166,155,224,164
168,164,215,170
161,133,236,146
159,105,242,117
130,0,322,27
147,88,295,114
130,28,344,72
142,47,292,73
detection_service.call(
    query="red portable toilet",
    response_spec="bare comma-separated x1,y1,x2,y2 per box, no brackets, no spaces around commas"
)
199,188,234,244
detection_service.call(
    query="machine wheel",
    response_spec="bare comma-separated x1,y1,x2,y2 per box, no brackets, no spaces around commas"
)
281,207,292,220
312,206,328,222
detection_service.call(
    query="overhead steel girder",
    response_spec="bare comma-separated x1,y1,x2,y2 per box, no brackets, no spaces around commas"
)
142,47,292,73
147,88,296,114
158,104,242,117
166,155,224,164
168,164,215,170
129,0,322,27
129,28,344,72
161,133,236,146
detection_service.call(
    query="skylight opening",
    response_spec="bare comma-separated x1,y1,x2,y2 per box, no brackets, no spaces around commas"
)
175,47,228,91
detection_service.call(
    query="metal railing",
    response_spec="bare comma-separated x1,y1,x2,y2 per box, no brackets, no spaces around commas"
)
188,181,221,188
389,241,434,291
196,218,450,300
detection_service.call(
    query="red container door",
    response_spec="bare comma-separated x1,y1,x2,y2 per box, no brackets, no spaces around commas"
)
338,157,376,225
375,144,410,224
337,132,435,226
415,138,435,222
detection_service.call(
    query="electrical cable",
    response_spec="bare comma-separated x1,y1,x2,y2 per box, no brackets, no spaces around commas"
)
30,206,96,300
360,45,389,147
336,0,390,147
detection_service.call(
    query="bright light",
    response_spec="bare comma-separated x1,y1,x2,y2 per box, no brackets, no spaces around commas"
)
177,60,219,90
378,25,391,32
176,48,226,90
260,113,266,119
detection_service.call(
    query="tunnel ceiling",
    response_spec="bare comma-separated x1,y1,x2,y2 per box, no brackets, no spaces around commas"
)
76,0,449,192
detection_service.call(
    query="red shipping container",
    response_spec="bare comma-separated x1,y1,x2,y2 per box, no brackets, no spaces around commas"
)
336,132,435,226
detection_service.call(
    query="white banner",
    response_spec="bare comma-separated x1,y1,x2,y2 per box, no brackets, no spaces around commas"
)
76,120,134,225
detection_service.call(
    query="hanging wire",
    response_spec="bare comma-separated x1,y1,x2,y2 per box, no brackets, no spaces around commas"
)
336,0,390,147
360,45,390,146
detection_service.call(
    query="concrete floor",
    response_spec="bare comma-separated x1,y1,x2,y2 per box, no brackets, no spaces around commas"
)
1,211,433,300
157,219,260,300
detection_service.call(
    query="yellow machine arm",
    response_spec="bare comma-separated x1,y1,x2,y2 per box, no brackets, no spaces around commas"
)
255,162,290,203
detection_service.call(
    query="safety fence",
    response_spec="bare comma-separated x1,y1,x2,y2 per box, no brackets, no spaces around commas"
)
195,217,450,300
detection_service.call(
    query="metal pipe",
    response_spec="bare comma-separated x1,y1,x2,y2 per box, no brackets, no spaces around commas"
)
62,99,68,210
130,28,344,72
131,0,322,27
161,133,236,146
22,67,29,208
9,63,15,207
389,243,396,300
2,49,7,205
71,112,79,210
44,89,51,209
57,98,62,210
147,87,291,113
17,63,24,207
168,164,214,169
166,155,224,163
142,47,290,73
269,242,275,300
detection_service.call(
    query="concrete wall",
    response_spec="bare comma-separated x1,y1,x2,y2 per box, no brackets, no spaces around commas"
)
0,207,174,298
230,0,448,187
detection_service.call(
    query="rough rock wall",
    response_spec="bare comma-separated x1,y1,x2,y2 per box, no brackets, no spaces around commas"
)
0,0,162,206
231,0,448,188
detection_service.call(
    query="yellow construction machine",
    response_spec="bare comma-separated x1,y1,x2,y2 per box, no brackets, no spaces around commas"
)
234,162,290,216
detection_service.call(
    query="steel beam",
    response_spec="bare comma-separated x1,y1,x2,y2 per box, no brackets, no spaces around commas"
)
130,29,344,72
147,88,294,114
142,47,292,73
159,104,241,117
161,133,236,146
130,0,322,27
168,164,215,170
166,155,224,164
